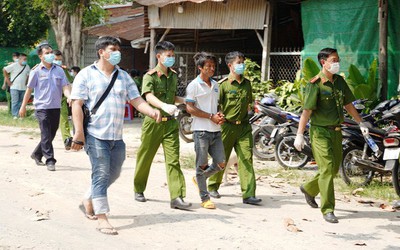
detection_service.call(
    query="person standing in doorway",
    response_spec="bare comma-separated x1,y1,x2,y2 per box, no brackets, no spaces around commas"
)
294,47,369,223
19,44,71,171
134,41,191,210
3,53,30,119
186,52,226,209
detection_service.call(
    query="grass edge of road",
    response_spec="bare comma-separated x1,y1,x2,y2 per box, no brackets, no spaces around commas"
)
0,108,38,128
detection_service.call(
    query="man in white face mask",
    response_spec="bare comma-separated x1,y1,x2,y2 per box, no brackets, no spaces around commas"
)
294,48,369,224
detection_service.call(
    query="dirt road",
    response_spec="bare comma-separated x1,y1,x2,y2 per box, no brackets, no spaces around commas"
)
0,121,399,250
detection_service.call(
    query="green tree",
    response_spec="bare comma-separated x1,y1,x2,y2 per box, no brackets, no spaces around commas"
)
0,0,50,47
32,0,129,67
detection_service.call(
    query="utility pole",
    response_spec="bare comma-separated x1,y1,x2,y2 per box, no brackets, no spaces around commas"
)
379,0,388,100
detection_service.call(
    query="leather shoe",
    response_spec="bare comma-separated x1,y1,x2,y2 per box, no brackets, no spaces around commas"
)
243,196,262,205
170,197,192,210
46,162,56,171
209,190,221,199
300,185,318,208
135,192,146,202
323,212,339,223
31,154,45,166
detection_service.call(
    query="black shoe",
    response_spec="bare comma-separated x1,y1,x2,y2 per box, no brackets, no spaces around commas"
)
135,192,146,202
46,162,56,171
243,196,262,205
300,185,318,208
209,190,221,199
323,212,339,223
170,197,192,210
30,154,45,166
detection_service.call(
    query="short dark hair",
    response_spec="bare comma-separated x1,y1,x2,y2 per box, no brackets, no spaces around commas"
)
54,50,62,56
193,52,217,68
95,36,121,58
225,51,245,65
37,43,52,55
19,53,27,57
155,41,175,54
130,69,140,77
317,48,337,66
12,52,20,57
71,66,81,73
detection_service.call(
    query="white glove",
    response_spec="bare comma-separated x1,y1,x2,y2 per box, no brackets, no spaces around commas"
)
294,134,305,152
359,121,372,135
161,103,178,115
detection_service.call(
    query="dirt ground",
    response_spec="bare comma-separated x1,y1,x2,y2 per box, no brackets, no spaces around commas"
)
0,120,400,250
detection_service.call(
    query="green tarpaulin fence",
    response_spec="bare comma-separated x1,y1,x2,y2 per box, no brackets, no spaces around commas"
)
301,0,399,99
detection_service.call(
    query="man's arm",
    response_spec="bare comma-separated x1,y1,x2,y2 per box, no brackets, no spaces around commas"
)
145,92,177,115
130,97,161,123
186,102,222,124
175,96,185,104
297,109,312,135
2,68,11,86
71,99,85,150
344,103,363,123
19,88,33,117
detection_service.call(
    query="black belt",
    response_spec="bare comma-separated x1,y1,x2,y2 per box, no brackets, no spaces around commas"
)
226,120,248,125
161,116,174,122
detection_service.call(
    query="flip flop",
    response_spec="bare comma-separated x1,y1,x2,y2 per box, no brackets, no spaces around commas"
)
78,204,98,220
96,227,118,235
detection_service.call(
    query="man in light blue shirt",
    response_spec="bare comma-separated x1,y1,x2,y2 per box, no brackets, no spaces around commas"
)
19,44,71,171
70,36,161,236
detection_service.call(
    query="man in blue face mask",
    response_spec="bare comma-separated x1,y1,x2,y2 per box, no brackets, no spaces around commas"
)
134,41,191,210
207,51,262,205
19,43,72,171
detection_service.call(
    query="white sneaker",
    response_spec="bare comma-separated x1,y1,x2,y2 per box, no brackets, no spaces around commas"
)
13,116,18,120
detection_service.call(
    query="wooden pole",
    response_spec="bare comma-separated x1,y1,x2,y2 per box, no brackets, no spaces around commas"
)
150,29,156,69
379,0,388,100
261,0,273,82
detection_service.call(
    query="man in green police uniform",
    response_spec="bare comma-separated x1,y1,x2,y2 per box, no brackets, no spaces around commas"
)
134,41,191,210
207,51,262,205
295,48,370,223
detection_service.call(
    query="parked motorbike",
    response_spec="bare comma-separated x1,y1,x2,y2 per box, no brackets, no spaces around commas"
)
176,104,193,143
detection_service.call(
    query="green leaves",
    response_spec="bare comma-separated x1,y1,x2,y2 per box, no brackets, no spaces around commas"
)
244,58,272,103
302,58,320,82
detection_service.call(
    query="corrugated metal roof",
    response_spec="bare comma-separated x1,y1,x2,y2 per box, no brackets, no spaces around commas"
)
135,0,224,7
154,0,267,30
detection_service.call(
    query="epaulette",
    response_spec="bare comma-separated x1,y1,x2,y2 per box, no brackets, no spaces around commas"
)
31,64,39,71
146,68,157,75
310,75,320,84
218,77,228,84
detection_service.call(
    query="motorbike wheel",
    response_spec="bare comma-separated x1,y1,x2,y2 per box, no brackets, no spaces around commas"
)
392,159,400,197
275,134,309,169
252,125,275,160
340,146,374,186
178,112,193,143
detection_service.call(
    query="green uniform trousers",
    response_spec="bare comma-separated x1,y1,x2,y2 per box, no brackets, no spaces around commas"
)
134,116,186,200
303,126,342,215
59,96,71,141
208,123,256,199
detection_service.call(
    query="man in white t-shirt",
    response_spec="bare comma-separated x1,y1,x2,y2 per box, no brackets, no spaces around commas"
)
185,52,226,209
3,53,30,118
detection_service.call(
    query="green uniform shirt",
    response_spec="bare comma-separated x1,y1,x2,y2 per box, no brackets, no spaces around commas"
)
219,74,252,121
303,72,355,126
142,65,178,116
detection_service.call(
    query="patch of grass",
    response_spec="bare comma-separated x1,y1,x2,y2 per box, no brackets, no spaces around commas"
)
180,153,196,170
0,108,38,128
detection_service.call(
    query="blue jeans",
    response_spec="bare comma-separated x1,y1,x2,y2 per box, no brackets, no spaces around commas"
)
85,134,126,215
193,131,225,201
10,89,25,117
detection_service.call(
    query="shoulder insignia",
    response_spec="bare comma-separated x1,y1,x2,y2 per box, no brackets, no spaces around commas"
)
218,77,228,84
310,75,320,84
146,69,157,75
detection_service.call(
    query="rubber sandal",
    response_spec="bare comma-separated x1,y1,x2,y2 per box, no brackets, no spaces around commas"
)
96,227,118,235
201,200,216,209
78,204,98,220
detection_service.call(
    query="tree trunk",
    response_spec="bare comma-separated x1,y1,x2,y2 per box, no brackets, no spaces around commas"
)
49,1,86,68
